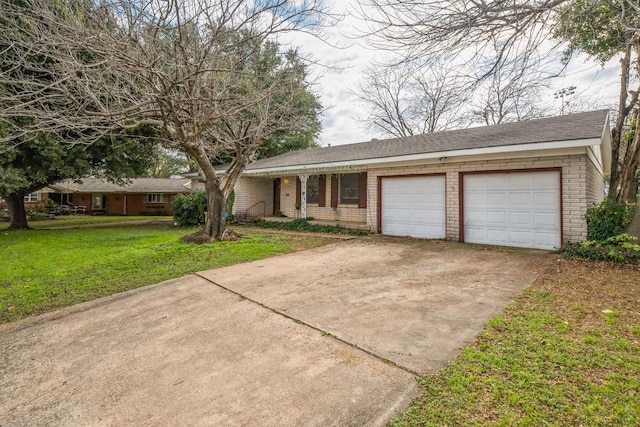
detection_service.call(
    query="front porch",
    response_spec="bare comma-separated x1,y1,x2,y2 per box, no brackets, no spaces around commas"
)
232,173,370,228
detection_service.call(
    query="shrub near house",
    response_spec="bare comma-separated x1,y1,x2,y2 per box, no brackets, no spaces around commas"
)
561,200,640,263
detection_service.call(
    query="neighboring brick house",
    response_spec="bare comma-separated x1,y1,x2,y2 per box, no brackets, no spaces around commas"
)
49,178,191,216
0,188,56,212
217,110,610,250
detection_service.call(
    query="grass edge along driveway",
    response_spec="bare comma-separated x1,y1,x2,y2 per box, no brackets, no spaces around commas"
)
0,224,336,324
389,258,640,426
3,223,639,426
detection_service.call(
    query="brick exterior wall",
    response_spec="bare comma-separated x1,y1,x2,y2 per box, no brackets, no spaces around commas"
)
368,154,598,243
238,175,366,222
22,191,51,210
72,192,180,216
585,155,605,208
233,175,368,222
233,177,274,218
234,152,603,244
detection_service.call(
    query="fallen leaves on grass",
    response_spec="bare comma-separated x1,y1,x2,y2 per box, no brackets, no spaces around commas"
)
390,257,640,426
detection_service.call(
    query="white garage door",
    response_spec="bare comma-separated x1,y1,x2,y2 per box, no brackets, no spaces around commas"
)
381,175,446,239
463,171,561,250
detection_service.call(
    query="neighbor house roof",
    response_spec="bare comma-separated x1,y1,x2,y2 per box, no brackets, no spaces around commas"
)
51,178,191,193
245,110,610,173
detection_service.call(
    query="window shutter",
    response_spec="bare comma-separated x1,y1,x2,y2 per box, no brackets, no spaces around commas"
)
330,174,339,208
358,172,367,208
295,177,301,207
318,175,326,207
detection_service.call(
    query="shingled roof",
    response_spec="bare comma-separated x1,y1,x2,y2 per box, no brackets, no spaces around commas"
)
52,178,191,193
247,110,609,171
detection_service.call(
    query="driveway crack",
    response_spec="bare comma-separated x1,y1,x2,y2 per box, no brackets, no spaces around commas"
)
194,273,420,377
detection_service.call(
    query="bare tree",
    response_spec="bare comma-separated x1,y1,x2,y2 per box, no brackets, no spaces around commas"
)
356,59,470,137
356,48,552,139
0,0,331,240
356,0,640,203
356,0,562,73
472,52,551,125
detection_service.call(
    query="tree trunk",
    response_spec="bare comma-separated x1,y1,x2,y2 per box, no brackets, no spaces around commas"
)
626,203,640,241
202,179,226,241
608,44,632,200
185,143,228,242
6,191,30,230
615,93,640,204
616,138,639,204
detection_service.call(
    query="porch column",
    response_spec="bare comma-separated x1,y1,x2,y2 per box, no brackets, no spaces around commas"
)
299,174,308,219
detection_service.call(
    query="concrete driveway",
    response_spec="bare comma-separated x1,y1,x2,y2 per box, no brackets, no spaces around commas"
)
0,237,547,426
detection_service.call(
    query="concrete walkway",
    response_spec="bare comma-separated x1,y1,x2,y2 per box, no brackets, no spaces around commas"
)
0,237,546,426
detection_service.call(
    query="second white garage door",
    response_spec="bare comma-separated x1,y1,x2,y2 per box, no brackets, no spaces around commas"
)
463,170,561,250
381,175,446,239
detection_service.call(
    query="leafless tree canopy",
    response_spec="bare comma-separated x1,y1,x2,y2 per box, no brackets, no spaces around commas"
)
355,59,470,137
471,51,551,125
356,0,567,72
0,0,332,239
1,0,326,146
357,0,640,203
355,48,552,138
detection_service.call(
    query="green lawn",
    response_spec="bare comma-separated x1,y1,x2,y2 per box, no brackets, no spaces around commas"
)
0,225,335,323
390,259,640,426
0,215,172,230
3,224,638,425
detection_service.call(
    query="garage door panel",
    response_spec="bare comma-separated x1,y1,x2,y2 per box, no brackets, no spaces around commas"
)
485,229,508,245
534,212,558,227
464,227,485,241
535,233,559,247
532,173,560,187
485,211,507,224
508,192,532,205
485,174,507,187
465,210,485,224
485,192,508,205
533,192,557,205
509,231,534,245
464,177,487,190
381,176,445,239
465,193,486,205
507,174,534,188
464,171,560,250
509,212,531,225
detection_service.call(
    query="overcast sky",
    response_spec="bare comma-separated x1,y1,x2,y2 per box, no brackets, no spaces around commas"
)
281,1,621,148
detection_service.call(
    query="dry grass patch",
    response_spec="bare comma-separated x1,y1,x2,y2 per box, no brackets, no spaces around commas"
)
390,257,640,426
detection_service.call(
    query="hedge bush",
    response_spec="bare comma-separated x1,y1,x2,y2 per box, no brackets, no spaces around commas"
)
172,191,206,226
584,199,635,241
251,218,370,236
560,234,640,264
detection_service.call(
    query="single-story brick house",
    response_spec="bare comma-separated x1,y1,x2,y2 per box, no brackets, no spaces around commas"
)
207,110,610,250
49,178,191,216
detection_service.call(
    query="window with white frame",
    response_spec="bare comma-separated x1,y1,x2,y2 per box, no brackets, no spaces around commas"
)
23,193,40,202
306,176,320,204
339,173,359,204
145,194,168,203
